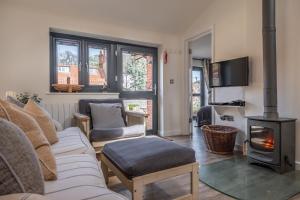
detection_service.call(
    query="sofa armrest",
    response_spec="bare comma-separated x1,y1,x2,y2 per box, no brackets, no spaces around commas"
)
0,193,48,200
74,113,90,138
126,111,148,132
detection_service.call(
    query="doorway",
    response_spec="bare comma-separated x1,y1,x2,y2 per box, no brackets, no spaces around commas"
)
188,33,212,134
117,44,158,135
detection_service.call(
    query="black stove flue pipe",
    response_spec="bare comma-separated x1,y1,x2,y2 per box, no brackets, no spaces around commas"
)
262,0,279,119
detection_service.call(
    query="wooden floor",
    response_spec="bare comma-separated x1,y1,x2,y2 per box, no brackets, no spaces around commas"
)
107,124,300,200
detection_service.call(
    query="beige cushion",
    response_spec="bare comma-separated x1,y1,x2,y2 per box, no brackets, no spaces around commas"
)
51,127,95,156
24,100,58,144
0,99,57,181
45,154,127,200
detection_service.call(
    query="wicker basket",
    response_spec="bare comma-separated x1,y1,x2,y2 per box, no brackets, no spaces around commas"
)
201,125,238,155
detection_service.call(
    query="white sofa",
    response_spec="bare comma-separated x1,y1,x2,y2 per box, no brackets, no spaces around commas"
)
0,127,127,200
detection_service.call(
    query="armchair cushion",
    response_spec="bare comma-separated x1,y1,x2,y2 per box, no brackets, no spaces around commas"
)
78,99,127,129
90,103,125,129
90,124,145,142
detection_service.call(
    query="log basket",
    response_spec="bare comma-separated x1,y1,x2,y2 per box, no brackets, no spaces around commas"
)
201,125,238,155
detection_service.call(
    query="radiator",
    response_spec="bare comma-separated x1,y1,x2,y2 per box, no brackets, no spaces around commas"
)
44,103,78,129
5,91,79,129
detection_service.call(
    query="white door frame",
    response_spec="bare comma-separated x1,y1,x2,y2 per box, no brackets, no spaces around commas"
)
183,25,215,135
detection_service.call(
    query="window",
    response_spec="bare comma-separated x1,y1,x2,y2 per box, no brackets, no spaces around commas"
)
87,44,108,86
50,32,159,134
192,67,204,116
50,33,114,92
56,39,80,84
121,50,153,91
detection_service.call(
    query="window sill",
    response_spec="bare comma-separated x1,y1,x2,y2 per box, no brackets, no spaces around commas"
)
45,92,119,96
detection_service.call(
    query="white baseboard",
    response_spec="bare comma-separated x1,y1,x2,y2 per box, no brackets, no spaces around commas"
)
158,130,187,137
295,161,300,170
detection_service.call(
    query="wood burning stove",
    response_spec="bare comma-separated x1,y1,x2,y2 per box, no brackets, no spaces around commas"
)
246,0,296,173
247,117,296,173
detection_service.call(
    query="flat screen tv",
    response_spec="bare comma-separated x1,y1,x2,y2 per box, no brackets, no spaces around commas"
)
209,57,249,88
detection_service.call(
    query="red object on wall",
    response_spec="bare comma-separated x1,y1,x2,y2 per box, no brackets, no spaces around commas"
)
163,50,168,64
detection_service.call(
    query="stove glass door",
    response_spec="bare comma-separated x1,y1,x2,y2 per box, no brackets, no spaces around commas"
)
250,126,275,152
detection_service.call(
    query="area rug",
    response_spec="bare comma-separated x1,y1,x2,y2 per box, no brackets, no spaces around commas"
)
199,156,300,200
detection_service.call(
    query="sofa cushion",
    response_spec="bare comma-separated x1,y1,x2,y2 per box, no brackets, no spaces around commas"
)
90,124,145,142
0,99,57,181
6,97,64,132
6,96,25,108
51,127,95,156
90,103,125,129
24,100,58,145
0,119,44,195
102,136,196,178
0,193,48,200
45,154,127,200
52,119,63,132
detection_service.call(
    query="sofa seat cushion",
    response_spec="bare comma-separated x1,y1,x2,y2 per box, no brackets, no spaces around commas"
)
102,136,196,178
51,127,95,156
0,193,47,200
45,154,127,200
90,124,145,142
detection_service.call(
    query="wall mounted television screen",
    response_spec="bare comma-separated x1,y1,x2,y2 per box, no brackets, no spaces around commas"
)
209,57,249,88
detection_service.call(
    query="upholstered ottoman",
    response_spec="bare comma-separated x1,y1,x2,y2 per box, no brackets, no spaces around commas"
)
101,137,199,200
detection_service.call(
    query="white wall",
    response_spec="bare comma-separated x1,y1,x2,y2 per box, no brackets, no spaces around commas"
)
182,0,300,163
0,1,184,136
182,0,248,144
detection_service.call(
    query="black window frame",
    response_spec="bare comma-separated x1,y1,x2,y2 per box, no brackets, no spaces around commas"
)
192,66,205,116
50,32,117,93
50,32,159,94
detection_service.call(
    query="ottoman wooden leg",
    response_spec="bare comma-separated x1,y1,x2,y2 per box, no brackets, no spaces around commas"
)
101,159,109,184
132,180,144,200
191,163,199,200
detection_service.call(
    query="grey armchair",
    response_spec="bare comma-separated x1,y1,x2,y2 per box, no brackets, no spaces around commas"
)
74,99,147,152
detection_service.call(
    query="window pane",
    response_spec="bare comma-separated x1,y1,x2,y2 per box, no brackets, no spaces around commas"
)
122,51,153,91
123,99,153,130
88,45,108,86
192,70,201,94
192,96,201,115
56,40,79,84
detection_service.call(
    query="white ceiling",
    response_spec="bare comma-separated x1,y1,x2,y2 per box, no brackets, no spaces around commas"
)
5,0,214,34
190,33,212,59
